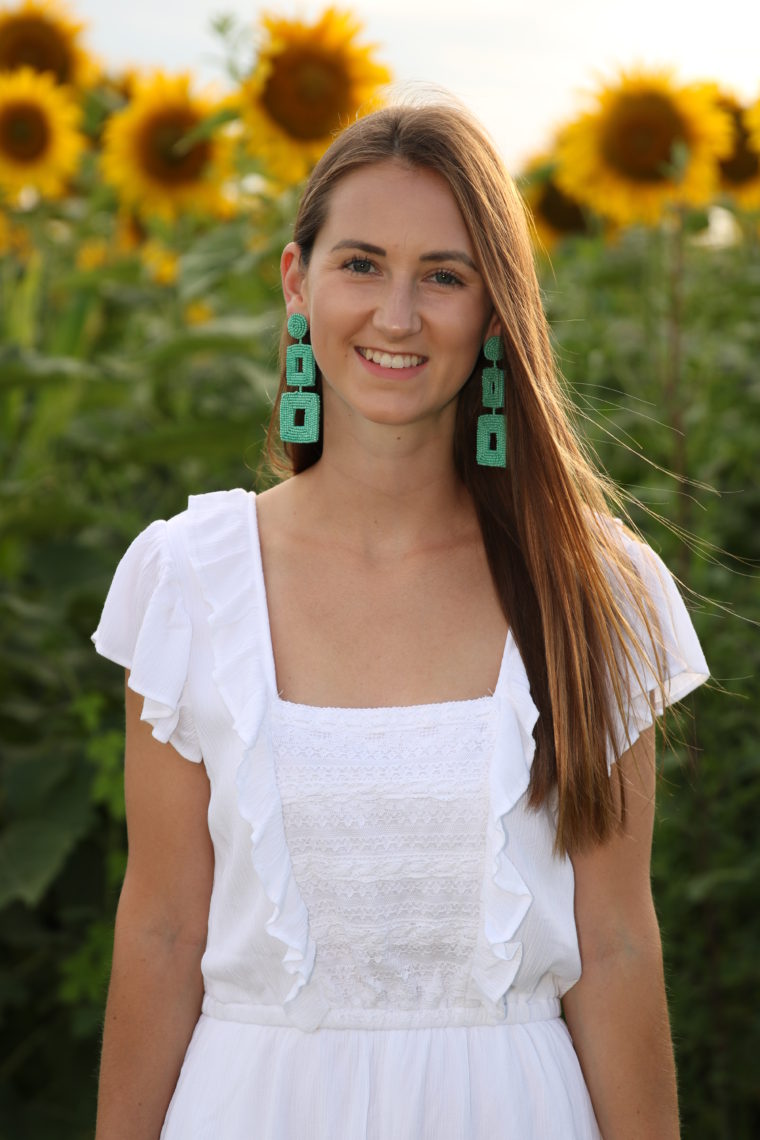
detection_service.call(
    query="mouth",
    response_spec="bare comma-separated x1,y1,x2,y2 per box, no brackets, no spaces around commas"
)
356,346,427,370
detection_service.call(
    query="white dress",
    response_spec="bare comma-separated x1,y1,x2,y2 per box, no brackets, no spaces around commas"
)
92,489,709,1139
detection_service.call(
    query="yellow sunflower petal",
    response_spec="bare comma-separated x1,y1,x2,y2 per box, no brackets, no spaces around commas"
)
184,299,213,325
555,69,733,226
141,238,178,286
101,71,236,223
113,207,145,255
0,0,97,88
76,236,108,270
739,94,760,210
240,6,391,184
0,207,29,254
0,64,84,199
518,152,596,251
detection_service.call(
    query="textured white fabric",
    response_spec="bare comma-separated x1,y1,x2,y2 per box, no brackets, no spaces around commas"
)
91,489,709,1139
272,700,493,1017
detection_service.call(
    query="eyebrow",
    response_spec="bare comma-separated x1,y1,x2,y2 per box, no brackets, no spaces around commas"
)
330,240,478,271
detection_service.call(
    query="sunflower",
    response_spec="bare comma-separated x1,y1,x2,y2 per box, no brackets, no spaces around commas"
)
555,70,733,226
239,7,391,183
113,207,145,255
0,209,29,255
184,299,214,326
519,153,595,250
75,236,108,270
0,64,84,199
141,238,178,286
0,0,96,88
736,94,760,210
101,72,235,223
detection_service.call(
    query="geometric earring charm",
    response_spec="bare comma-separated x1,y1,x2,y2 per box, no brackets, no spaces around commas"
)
280,312,320,444
476,334,507,467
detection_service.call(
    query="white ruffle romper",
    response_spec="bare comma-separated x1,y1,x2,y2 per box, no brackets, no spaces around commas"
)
92,489,709,1139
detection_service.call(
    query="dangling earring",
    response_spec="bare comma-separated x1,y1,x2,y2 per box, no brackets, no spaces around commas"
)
280,313,320,444
476,334,507,467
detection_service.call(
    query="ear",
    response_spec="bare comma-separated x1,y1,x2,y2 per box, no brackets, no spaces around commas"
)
281,242,309,317
484,310,502,345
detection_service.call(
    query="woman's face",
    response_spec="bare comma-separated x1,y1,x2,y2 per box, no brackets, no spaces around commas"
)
282,160,499,439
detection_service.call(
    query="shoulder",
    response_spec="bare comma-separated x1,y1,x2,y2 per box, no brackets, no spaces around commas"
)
94,488,256,638
181,487,254,532
589,514,708,750
252,472,326,558
592,512,654,566
591,514,678,613
591,512,698,646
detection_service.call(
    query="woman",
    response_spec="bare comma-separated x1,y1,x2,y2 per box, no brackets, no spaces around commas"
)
92,102,708,1139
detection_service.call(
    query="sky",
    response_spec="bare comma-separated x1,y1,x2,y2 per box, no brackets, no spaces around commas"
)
75,0,760,171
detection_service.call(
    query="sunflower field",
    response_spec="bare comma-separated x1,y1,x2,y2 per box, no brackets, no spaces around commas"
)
0,2,758,1136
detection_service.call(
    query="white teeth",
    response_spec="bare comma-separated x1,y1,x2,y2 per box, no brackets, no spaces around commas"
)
360,348,424,368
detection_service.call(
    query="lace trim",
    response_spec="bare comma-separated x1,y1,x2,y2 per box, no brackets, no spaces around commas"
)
273,706,493,1011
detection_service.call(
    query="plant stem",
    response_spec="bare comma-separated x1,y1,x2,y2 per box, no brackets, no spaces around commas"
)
664,215,731,1134
663,209,691,585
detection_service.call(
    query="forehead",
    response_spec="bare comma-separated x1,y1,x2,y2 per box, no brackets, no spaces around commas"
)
315,160,473,252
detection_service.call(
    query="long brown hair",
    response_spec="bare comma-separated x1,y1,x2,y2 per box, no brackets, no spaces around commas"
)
266,101,666,854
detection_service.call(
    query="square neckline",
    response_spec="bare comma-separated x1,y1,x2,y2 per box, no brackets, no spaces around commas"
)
246,491,515,714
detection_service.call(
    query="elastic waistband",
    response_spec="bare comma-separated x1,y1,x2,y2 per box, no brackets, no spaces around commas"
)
201,995,561,1031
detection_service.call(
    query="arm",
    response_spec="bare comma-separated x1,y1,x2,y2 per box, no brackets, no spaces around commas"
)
95,678,214,1140
562,727,680,1140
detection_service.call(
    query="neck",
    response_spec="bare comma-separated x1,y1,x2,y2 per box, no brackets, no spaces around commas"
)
291,415,475,558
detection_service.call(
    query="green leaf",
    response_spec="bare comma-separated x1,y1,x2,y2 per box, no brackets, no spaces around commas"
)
0,347,99,390
172,105,240,154
141,314,279,367
0,779,92,909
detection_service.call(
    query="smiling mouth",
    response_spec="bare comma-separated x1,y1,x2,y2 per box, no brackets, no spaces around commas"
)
357,347,427,369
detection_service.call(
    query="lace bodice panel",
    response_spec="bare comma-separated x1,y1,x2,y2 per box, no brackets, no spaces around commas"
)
271,698,495,1014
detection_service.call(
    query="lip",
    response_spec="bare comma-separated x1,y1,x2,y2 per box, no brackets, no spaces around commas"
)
354,346,428,379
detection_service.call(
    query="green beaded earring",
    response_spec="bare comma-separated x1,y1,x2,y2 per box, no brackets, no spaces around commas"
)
476,334,507,467
280,313,320,444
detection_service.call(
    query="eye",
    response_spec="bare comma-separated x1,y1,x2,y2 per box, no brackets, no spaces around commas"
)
342,256,376,274
429,268,464,287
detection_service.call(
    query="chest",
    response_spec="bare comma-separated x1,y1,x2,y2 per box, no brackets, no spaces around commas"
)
261,534,508,707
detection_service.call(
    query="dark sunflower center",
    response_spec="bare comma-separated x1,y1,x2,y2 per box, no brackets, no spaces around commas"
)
261,47,352,140
0,100,50,162
719,104,759,185
537,180,589,235
138,109,211,185
600,91,689,183
0,16,72,85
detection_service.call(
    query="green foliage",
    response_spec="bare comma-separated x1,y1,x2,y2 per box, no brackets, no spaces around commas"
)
0,194,281,1136
1,208,758,1137
544,218,760,1138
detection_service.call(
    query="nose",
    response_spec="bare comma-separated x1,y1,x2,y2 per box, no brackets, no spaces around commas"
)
372,278,422,340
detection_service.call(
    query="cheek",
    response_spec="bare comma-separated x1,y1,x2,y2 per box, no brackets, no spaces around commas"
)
456,326,487,371
308,324,351,382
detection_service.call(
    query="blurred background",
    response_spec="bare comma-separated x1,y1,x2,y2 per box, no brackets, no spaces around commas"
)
0,2,758,1136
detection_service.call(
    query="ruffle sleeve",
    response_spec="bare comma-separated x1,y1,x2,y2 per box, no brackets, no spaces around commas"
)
606,522,709,766
91,519,202,762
